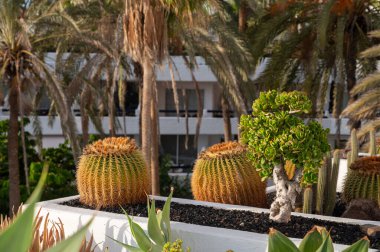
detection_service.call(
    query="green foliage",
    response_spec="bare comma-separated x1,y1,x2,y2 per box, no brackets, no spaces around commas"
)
240,90,330,185
160,154,192,199
111,190,190,252
268,226,369,252
0,164,92,252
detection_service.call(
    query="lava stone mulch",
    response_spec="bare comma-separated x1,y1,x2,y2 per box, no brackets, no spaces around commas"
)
62,199,380,250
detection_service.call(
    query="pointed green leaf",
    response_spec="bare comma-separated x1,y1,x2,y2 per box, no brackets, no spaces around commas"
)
268,228,300,252
0,164,48,252
147,200,166,246
46,219,93,252
342,237,369,252
107,236,144,252
315,230,334,252
299,227,323,252
161,189,173,242
126,212,153,251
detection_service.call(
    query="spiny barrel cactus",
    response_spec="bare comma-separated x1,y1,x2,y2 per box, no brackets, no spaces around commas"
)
343,156,380,206
191,141,266,207
77,137,150,207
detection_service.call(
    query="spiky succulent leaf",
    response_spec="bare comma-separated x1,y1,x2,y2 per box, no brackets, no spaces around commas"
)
267,228,300,252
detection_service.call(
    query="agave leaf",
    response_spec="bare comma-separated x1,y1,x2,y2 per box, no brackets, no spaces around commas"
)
126,212,154,251
298,227,323,252
147,200,166,246
315,228,334,252
45,219,93,252
341,237,369,252
0,164,48,252
267,228,300,252
107,236,144,252
161,189,173,242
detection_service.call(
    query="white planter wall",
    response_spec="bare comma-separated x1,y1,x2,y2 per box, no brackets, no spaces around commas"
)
35,196,379,252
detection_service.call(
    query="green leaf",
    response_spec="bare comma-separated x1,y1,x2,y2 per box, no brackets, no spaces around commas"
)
268,228,300,252
161,189,173,242
299,227,323,252
147,200,166,246
46,219,93,252
341,238,369,252
126,213,154,251
0,164,48,252
315,229,334,252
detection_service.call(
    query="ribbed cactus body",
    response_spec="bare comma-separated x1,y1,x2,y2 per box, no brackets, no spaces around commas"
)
343,156,380,206
77,137,150,207
303,187,313,214
191,142,266,207
369,129,376,156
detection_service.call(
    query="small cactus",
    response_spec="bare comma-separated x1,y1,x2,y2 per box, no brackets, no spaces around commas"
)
191,141,266,207
350,129,358,163
369,128,376,156
315,150,340,215
77,137,150,207
343,156,380,206
303,187,313,214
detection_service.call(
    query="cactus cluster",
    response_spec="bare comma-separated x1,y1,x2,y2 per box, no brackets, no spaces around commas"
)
77,137,150,207
315,150,340,215
191,141,266,207
343,156,380,206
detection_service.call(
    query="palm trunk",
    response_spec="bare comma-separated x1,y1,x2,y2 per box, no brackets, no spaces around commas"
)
8,79,20,216
239,1,248,33
221,95,232,142
142,58,153,186
107,73,116,137
151,84,160,195
270,163,302,223
80,87,90,147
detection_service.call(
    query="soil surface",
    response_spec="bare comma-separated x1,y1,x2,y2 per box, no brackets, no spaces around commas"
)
62,199,380,249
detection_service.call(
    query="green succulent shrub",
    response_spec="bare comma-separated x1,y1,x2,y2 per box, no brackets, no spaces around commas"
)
111,190,190,252
240,90,330,222
268,226,369,252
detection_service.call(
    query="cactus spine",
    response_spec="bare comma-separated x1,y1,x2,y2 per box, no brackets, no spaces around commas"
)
303,187,313,214
343,156,380,206
191,141,267,207
369,128,376,156
315,150,340,215
77,137,150,207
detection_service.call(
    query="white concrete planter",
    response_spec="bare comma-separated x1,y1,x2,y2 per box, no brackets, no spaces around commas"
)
35,196,379,252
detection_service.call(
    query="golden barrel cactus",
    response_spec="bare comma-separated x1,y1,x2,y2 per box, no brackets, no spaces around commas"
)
77,137,150,207
191,141,266,207
343,156,380,206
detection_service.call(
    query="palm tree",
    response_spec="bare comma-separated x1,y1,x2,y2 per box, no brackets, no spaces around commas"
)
245,0,380,124
341,29,380,145
0,0,81,213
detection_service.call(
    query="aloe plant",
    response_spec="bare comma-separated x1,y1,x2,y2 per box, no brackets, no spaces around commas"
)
268,226,369,252
111,190,189,252
0,164,93,252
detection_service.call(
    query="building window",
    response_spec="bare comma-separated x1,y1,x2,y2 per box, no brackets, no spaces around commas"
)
161,135,197,169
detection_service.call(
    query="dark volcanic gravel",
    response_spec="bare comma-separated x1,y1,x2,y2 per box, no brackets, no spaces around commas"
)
62,199,380,249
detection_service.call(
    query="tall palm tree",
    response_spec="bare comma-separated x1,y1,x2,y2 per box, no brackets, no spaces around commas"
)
0,0,80,213
341,29,380,145
245,0,380,123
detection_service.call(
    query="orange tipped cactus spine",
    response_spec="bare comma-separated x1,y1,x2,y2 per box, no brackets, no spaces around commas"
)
191,141,267,207
77,137,150,207
343,156,380,206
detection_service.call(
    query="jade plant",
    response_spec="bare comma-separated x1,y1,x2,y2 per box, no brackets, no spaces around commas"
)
240,90,330,223
268,226,369,252
77,137,150,207
191,141,266,207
